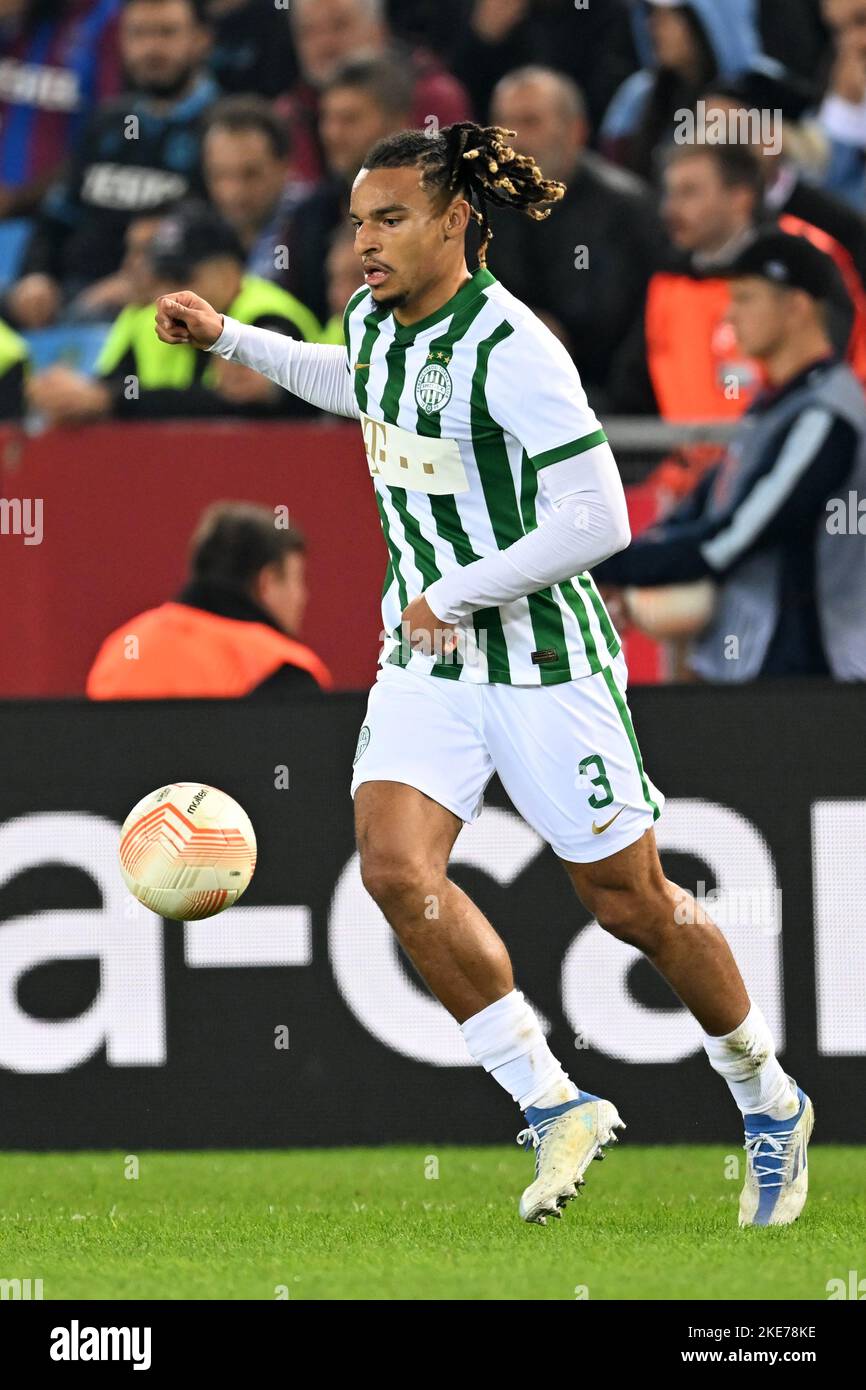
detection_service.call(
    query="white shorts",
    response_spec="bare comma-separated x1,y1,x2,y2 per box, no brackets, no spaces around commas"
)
350,651,664,863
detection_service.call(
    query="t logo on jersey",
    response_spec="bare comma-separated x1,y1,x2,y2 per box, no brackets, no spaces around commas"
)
361,413,469,494
415,361,453,414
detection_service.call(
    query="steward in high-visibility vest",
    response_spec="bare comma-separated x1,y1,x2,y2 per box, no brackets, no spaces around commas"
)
96,273,321,418
87,501,333,699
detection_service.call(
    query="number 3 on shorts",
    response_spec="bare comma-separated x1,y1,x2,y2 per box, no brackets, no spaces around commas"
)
577,754,614,810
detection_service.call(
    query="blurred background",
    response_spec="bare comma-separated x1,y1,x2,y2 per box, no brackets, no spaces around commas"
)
0,0,863,1146
1,0,866,692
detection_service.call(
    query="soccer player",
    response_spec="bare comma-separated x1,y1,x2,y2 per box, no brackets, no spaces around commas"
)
155,122,813,1228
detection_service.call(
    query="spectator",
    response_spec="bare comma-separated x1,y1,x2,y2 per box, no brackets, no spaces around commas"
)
451,0,637,137
4,0,216,330
486,66,664,406
818,0,866,209
279,0,471,185
26,200,321,423
0,0,123,218
608,142,766,418
601,0,783,180
204,0,297,98
71,207,171,320
86,501,333,698
607,142,863,417
318,224,364,344
594,232,866,681
278,55,413,326
202,97,310,283
703,80,866,287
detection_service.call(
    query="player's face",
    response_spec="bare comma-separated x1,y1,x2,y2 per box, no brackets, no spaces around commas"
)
726,278,789,357
349,166,460,314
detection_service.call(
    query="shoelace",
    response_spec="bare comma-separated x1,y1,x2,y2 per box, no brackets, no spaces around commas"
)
744,1128,799,1187
516,1115,563,1180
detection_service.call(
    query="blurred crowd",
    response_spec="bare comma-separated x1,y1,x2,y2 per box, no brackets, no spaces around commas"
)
0,0,865,428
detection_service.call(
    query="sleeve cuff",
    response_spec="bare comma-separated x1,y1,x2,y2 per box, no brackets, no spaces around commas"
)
206,314,240,358
423,574,464,625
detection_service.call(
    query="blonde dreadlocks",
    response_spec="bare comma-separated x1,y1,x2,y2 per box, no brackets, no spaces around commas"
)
362,122,566,268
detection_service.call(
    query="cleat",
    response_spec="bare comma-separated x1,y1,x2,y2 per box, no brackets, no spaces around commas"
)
516,1092,624,1225
739,1078,815,1228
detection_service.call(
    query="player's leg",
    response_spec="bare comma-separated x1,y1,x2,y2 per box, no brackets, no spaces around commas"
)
562,829,814,1227
351,665,583,1126
354,779,511,1021
561,826,751,1037
484,650,812,1226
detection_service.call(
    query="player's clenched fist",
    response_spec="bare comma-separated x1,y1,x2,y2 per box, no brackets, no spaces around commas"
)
154,290,224,349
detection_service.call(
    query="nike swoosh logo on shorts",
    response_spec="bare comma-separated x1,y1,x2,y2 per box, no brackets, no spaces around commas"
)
592,807,625,835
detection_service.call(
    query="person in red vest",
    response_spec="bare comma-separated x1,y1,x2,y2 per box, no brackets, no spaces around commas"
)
86,501,332,698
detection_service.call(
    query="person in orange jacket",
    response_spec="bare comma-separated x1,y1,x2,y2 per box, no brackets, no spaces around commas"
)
607,141,864,419
87,501,332,699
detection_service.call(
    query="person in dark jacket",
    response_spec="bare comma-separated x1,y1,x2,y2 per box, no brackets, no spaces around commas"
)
4,0,216,329
593,232,866,681
275,54,414,326
703,78,866,287
486,65,664,406
87,501,333,698
204,0,297,98
451,0,637,136
601,0,786,180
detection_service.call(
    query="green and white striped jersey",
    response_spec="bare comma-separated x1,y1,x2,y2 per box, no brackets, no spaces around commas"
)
344,265,622,685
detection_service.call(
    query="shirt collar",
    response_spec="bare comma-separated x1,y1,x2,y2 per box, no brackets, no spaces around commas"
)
387,266,496,344
750,354,838,412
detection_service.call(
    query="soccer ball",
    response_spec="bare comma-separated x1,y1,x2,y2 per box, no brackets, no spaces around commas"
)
119,782,256,921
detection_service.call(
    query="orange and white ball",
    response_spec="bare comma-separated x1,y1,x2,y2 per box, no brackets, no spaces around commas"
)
119,783,256,921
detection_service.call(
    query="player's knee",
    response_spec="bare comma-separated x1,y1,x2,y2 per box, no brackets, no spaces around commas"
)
359,848,439,915
588,882,671,954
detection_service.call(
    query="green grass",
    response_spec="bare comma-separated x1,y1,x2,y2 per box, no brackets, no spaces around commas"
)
1,1147,864,1300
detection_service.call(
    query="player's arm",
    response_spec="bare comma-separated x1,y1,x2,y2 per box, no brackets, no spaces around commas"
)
154,291,360,420
421,328,631,623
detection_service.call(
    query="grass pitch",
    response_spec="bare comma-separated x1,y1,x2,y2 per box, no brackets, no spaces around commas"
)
2,1147,864,1301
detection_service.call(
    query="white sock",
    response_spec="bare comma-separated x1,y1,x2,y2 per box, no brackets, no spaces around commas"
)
460,988,579,1111
702,1001,799,1119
